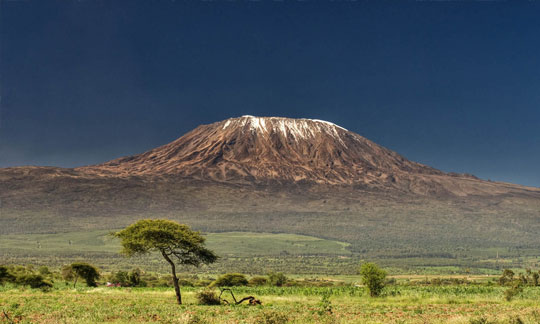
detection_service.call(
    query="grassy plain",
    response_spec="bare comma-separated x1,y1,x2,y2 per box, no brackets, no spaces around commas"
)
0,230,350,256
2,231,540,323
0,231,361,275
2,230,539,275
2,284,540,323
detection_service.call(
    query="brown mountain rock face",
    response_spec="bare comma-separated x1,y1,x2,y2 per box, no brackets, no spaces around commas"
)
77,116,535,197
85,116,440,181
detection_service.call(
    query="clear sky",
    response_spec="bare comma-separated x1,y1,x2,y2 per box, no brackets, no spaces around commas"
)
1,1,539,187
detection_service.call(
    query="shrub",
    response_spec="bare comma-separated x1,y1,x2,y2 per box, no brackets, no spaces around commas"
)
210,273,248,287
504,281,523,301
38,266,51,276
0,266,16,284
196,289,221,305
15,274,53,289
359,262,387,297
267,272,288,287
179,279,194,287
109,269,145,287
249,276,268,286
109,271,130,286
128,268,142,286
195,279,213,287
499,269,515,286
316,292,333,315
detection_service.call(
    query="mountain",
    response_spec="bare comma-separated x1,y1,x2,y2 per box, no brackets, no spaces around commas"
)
75,116,529,197
1,116,539,264
84,116,441,182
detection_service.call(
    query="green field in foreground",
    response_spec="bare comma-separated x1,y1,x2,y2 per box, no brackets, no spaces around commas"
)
1,285,540,323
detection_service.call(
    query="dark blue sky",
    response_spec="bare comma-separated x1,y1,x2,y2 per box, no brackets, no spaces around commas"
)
1,1,539,187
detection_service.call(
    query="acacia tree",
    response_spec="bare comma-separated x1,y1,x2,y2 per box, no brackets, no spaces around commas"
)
63,262,100,287
113,219,218,304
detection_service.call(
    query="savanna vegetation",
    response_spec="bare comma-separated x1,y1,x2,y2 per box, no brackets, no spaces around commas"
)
2,263,540,323
2,220,540,323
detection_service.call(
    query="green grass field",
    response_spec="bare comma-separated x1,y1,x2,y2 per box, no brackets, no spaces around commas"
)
2,231,540,323
0,230,351,256
0,231,361,275
2,230,537,276
2,284,540,323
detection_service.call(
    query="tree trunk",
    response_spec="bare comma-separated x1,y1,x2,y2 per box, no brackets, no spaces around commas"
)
162,250,181,304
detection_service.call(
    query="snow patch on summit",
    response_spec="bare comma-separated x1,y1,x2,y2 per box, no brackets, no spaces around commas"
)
308,119,348,131
223,116,348,145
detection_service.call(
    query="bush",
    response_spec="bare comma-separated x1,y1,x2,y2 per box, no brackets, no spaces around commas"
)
195,279,213,287
109,269,145,287
249,276,268,286
504,281,523,301
15,274,53,289
128,268,142,286
179,279,194,287
196,289,221,305
0,266,16,284
499,269,515,286
359,262,387,297
38,266,51,276
268,272,288,287
210,273,248,287
109,271,130,286
316,292,333,315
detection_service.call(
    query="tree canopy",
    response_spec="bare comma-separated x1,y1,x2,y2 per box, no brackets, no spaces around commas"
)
113,219,217,304
63,262,100,287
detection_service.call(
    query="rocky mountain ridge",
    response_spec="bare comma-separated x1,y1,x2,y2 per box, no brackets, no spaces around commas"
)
73,116,536,197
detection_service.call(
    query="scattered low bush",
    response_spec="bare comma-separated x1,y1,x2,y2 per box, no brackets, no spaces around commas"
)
109,269,147,287
195,289,221,305
504,281,523,302
249,276,268,286
0,266,16,284
267,272,288,287
316,292,333,315
15,274,53,289
195,279,213,287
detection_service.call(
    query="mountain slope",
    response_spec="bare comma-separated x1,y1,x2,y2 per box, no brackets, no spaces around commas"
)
83,116,440,181
1,116,539,265
78,116,534,197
